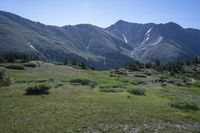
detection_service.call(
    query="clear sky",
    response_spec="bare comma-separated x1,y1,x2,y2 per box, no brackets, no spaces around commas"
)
0,0,200,29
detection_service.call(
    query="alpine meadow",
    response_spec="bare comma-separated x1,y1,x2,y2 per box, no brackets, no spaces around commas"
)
1,0,200,132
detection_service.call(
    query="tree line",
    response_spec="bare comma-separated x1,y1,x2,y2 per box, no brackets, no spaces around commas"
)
0,52,39,63
63,58,95,70
125,57,200,75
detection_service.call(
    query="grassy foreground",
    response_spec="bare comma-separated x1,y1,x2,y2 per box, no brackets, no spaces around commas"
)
0,62,200,132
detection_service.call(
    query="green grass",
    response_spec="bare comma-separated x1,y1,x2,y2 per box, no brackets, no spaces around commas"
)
0,62,200,132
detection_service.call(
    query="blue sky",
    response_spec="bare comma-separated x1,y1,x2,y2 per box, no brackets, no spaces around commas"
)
0,0,200,29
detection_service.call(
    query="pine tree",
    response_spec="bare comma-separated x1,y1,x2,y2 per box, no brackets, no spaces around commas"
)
64,58,68,65
145,62,152,68
155,60,160,68
0,69,11,87
80,62,86,69
72,60,77,66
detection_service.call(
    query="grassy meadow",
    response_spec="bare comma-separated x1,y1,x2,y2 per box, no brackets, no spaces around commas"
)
0,61,200,132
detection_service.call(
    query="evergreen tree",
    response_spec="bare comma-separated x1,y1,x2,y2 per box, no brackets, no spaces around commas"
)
0,69,11,87
155,60,160,68
80,62,86,69
72,60,77,66
145,62,152,68
0,56,5,63
64,58,68,65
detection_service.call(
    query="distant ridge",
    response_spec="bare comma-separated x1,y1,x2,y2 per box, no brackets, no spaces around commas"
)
1,10,200,69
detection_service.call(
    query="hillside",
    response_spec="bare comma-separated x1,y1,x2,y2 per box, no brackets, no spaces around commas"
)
0,11,133,70
107,20,200,63
1,11,200,69
0,59,200,132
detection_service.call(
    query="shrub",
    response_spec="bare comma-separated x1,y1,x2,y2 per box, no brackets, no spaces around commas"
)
99,83,125,89
100,88,123,93
5,64,25,70
79,62,86,69
90,67,95,70
161,83,167,87
193,82,200,88
112,69,126,75
55,62,64,65
132,80,145,85
24,63,36,67
127,95,131,98
25,84,51,95
0,69,11,87
125,61,144,71
0,56,6,63
134,74,147,78
128,88,146,95
175,81,185,86
55,83,64,88
69,78,97,87
171,100,199,111
64,58,68,65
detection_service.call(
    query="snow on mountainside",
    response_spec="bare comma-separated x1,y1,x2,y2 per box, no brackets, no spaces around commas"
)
122,34,128,43
106,20,200,63
1,11,200,69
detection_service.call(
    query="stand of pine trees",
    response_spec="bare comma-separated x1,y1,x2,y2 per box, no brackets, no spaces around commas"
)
0,52,39,63
125,57,200,74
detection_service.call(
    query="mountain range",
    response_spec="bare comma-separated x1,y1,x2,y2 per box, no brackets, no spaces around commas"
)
1,10,200,69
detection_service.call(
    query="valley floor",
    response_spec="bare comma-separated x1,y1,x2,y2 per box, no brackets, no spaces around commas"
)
0,62,200,132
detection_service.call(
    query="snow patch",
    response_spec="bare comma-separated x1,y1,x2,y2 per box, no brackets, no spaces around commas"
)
86,45,90,50
131,51,134,55
122,34,128,43
145,28,152,36
28,43,39,52
144,28,152,41
150,37,163,46
30,45,37,51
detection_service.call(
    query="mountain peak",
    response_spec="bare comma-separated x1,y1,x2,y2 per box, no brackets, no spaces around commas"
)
115,20,131,25
1,11,200,69
164,22,183,29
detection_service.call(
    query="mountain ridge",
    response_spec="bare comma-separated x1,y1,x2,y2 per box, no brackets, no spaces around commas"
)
1,10,200,69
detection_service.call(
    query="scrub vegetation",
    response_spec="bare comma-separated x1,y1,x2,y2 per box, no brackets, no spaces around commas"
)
0,58,200,132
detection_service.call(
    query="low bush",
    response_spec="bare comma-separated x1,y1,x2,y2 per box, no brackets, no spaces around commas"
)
25,84,51,95
112,69,126,75
193,82,200,88
161,83,167,87
0,69,11,87
53,62,64,65
128,88,146,95
171,100,199,111
134,74,147,78
127,95,131,98
24,63,36,67
175,81,185,86
100,88,123,93
69,78,97,87
133,80,145,85
55,83,64,88
5,64,25,70
99,83,125,89
144,72,152,76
